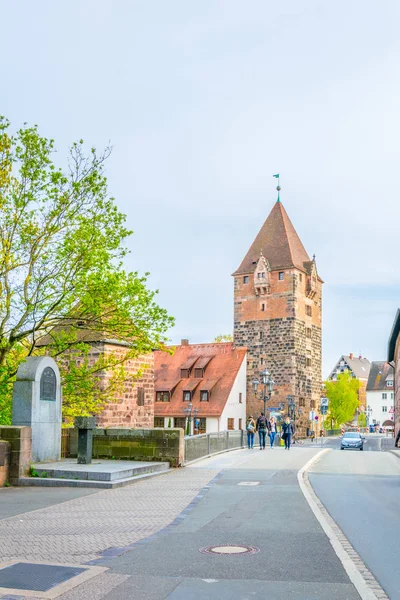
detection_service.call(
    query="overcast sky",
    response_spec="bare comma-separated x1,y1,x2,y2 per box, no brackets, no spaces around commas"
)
2,1,400,376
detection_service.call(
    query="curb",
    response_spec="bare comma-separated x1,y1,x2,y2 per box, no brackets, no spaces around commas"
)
298,449,389,600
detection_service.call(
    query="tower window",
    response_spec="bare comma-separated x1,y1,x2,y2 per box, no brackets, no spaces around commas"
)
279,272,284,280
299,274,303,282
306,328,311,338
137,387,144,406
243,276,249,284
259,331,264,340
261,303,265,311
306,358,312,367
306,305,312,317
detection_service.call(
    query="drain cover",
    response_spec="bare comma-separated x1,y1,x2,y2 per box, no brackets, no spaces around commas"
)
199,544,260,556
0,562,87,592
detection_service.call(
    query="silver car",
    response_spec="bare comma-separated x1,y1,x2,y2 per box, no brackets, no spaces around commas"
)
341,432,365,451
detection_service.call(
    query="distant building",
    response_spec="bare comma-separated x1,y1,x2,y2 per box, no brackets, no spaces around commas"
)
154,340,247,434
233,198,323,434
327,354,371,409
366,362,394,428
387,309,400,436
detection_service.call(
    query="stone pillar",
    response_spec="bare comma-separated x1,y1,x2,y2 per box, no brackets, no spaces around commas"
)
12,357,61,462
75,416,96,464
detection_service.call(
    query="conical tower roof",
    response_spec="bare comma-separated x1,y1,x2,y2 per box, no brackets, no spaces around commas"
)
233,201,310,275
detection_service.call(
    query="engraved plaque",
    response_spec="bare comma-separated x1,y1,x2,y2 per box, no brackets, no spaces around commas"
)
40,367,57,401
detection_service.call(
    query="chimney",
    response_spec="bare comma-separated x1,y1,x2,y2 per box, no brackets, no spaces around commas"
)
181,339,189,346
349,353,353,359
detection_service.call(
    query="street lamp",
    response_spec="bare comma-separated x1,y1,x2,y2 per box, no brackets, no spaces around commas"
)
183,402,199,436
252,369,275,415
367,405,372,427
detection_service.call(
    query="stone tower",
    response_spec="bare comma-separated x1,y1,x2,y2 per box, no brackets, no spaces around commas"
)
233,198,322,433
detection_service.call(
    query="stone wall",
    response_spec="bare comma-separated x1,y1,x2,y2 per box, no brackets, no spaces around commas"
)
69,427,184,467
0,440,10,486
0,426,32,485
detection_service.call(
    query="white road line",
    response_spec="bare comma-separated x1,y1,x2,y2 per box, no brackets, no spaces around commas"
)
298,449,389,600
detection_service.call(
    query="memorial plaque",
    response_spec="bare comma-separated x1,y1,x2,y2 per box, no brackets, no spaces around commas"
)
40,366,57,401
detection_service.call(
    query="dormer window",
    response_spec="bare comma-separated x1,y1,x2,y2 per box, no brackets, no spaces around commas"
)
181,368,189,378
194,368,204,378
156,391,170,402
183,391,191,402
200,390,209,402
279,272,284,281
387,380,393,387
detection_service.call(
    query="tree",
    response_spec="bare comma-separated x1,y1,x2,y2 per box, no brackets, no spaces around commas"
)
325,372,360,428
358,412,367,428
214,334,233,342
0,117,174,423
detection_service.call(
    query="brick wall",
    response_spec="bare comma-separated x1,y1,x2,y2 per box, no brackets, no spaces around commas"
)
234,268,322,435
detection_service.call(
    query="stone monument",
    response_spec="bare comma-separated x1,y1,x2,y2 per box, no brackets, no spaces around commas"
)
12,356,62,462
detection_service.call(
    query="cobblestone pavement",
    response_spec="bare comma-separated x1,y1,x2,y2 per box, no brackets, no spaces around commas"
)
0,468,219,567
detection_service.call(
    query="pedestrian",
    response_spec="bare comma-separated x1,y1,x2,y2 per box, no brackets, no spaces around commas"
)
246,416,256,449
256,412,268,450
268,416,277,449
281,417,294,450
395,428,400,448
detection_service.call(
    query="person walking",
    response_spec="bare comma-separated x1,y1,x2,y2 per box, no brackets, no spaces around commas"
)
268,416,277,448
282,417,294,450
256,412,268,450
395,428,400,448
246,416,256,449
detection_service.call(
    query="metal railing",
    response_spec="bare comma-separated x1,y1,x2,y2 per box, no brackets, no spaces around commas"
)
184,430,245,463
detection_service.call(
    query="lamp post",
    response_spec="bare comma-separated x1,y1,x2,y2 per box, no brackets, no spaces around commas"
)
183,402,199,436
367,405,372,428
252,369,275,416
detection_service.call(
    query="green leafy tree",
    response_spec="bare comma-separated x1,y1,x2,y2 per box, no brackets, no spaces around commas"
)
167,418,171,428
325,372,360,428
0,117,174,423
214,334,233,342
358,412,367,428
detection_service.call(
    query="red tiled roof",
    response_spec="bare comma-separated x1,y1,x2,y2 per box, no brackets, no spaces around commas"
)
182,379,201,392
195,356,213,369
233,201,310,275
154,342,247,417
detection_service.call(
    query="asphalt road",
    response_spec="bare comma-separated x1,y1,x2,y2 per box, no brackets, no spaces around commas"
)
309,434,400,600
98,448,360,600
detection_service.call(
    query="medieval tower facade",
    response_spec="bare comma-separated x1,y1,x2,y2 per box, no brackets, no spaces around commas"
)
233,198,323,433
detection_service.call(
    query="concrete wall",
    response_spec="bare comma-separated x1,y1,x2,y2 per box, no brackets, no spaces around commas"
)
69,427,184,467
0,426,32,485
220,357,247,430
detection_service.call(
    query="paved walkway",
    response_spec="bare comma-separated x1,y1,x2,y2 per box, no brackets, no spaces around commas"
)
0,447,361,599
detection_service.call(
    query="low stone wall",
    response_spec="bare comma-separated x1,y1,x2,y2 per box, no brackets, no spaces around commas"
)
69,428,184,468
0,426,32,485
184,430,245,463
0,440,10,486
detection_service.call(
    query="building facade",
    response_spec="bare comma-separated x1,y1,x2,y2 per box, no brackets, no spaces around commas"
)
366,361,394,428
387,309,400,436
327,354,371,410
154,341,247,434
233,199,323,433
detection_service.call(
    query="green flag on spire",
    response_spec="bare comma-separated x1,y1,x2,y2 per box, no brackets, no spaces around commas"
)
273,173,279,178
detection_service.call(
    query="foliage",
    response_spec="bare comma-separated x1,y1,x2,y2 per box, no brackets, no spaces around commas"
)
168,418,171,428
0,117,174,423
325,372,360,428
358,412,367,428
185,419,190,436
214,334,233,342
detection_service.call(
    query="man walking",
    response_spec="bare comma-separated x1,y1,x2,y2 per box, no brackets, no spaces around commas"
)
282,417,294,450
256,412,268,450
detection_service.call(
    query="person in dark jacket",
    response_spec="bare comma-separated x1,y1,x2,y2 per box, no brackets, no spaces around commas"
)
395,428,400,448
281,417,294,450
256,412,268,450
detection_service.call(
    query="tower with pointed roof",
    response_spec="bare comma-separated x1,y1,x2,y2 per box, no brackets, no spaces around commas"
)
233,198,323,432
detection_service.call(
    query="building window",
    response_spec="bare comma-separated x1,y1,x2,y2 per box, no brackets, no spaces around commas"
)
181,368,189,378
260,357,264,365
387,380,393,387
239,418,243,430
174,417,186,429
183,391,191,402
382,393,387,400
299,398,305,407
306,328,311,338
239,392,243,404
306,358,312,367
306,305,312,317
227,418,235,430
391,393,394,400
154,417,164,427
299,273,303,282
258,272,265,279
243,276,249,284
279,272,284,281
259,331,263,340
310,400,315,408
156,391,169,402
137,387,144,406
382,406,388,412
200,390,209,402
261,303,265,311
194,368,204,378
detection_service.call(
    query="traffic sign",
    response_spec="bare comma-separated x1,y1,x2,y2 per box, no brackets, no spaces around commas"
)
389,407,395,414
320,397,329,406
315,415,319,421
309,411,316,420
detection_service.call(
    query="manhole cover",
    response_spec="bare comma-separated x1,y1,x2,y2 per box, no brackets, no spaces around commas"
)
0,562,87,592
199,544,260,556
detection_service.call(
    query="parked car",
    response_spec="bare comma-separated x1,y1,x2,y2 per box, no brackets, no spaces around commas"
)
341,432,365,451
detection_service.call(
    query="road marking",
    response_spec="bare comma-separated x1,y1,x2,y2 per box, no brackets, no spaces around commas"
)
298,449,389,600
237,481,260,486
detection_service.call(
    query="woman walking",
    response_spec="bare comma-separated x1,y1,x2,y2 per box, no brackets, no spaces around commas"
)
268,416,277,448
281,417,294,450
246,416,255,449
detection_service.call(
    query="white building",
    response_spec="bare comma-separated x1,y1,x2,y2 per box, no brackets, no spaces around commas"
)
154,340,247,434
366,361,394,428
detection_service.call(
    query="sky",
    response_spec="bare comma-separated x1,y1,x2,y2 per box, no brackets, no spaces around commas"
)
1,0,400,377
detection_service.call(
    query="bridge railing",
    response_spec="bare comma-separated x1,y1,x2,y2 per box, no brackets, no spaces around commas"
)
183,430,245,464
